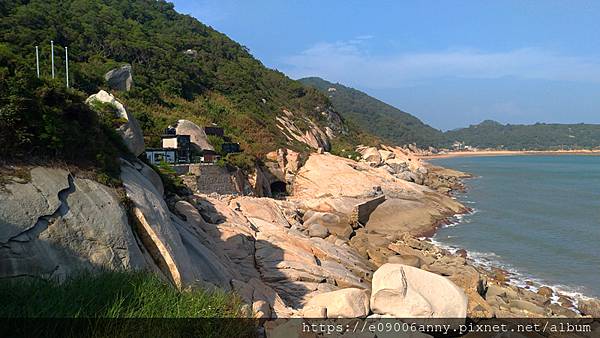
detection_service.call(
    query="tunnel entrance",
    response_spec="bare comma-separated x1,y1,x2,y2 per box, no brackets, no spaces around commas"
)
270,181,287,196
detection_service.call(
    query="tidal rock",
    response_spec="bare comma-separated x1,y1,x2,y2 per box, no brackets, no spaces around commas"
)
509,299,547,316
86,90,145,156
105,64,133,91
303,288,370,318
537,286,553,298
578,298,600,317
370,263,467,318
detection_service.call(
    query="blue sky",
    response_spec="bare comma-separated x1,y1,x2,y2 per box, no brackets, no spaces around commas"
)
172,0,600,130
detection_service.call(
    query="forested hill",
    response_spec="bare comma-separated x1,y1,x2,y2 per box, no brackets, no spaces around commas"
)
445,120,600,150
299,77,444,147
1,0,375,165
300,77,600,150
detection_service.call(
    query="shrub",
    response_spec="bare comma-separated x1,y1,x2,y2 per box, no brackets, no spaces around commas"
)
0,271,257,337
222,153,255,172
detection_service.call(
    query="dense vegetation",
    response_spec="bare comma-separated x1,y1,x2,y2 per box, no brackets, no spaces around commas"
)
445,120,600,150
0,0,369,159
0,271,256,337
299,77,444,147
0,45,129,183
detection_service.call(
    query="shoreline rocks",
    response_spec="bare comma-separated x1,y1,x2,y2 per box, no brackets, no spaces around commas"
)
370,263,468,318
1,143,598,324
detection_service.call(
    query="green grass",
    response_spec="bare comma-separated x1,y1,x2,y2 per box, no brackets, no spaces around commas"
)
0,271,257,337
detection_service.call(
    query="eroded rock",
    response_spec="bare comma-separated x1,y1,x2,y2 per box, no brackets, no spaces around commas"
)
302,288,370,318
105,64,133,91
86,90,145,156
370,263,468,318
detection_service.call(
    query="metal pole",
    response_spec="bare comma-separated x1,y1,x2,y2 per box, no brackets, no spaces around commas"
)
65,47,69,88
35,46,40,78
50,40,55,79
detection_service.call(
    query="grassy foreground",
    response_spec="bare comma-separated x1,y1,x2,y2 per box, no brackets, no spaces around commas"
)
0,271,257,337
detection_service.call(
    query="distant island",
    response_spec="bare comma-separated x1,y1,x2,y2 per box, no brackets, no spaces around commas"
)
301,77,600,151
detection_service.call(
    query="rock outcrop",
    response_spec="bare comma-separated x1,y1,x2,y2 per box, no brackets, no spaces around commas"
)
302,288,370,318
121,160,236,289
370,263,468,318
86,90,145,156
276,110,331,151
355,145,469,193
2,146,594,322
105,64,133,91
292,153,464,237
0,167,148,281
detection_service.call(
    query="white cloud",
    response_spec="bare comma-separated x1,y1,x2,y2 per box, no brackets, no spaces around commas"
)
282,39,600,88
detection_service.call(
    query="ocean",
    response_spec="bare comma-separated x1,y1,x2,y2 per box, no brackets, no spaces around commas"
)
429,155,600,299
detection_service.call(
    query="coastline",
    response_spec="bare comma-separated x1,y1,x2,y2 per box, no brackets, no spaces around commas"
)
420,149,600,159
421,160,599,316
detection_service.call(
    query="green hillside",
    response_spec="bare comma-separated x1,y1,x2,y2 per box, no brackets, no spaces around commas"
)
445,120,600,150
299,77,444,147
1,0,375,166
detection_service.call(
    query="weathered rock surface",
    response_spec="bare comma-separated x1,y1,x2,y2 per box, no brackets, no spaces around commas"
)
276,110,331,151
307,223,328,238
303,211,352,239
121,160,236,289
0,167,148,281
358,147,382,166
86,90,145,156
2,145,592,322
370,264,468,318
578,298,600,317
105,64,133,91
302,288,370,318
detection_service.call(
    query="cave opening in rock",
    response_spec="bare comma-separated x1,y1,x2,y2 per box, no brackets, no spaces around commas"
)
270,181,287,196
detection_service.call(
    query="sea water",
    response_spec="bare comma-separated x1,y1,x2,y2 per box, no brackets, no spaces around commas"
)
429,155,600,298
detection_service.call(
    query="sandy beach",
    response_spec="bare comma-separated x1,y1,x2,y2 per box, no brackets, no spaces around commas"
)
420,149,600,159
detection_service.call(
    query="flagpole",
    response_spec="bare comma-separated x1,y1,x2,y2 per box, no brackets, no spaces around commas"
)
50,40,55,79
35,46,40,78
65,47,69,88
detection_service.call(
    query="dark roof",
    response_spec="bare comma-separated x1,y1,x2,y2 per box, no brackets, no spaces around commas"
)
145,148,177,152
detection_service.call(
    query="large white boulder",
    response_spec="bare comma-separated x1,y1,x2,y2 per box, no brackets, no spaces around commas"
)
86,90,145,156
175,119,215,151
303,288,370,318
370,264,467,318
